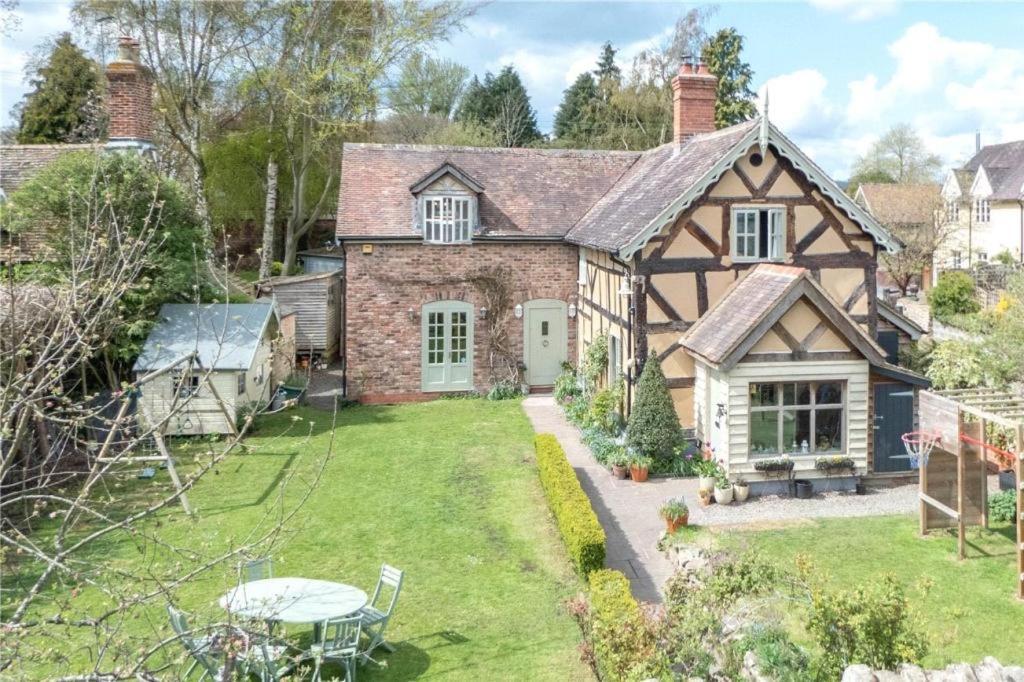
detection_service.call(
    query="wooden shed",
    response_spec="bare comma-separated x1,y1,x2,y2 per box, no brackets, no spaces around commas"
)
257,271,343,360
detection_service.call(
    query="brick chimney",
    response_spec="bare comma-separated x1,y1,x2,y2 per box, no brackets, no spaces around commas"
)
671,62,717,144
105,37,154,150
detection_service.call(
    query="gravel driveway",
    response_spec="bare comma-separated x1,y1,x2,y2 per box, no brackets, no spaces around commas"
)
692,484,920,526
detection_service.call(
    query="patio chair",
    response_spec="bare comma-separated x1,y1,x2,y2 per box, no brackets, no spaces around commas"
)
241,557,273,583
167,605,230,681
357,564,404,660
246,641,298,682
307,615,363,682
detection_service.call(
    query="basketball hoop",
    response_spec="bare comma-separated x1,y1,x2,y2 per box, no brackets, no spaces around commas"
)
902,430,941,469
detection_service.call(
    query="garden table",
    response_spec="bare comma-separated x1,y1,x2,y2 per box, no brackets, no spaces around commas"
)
220,577,367,639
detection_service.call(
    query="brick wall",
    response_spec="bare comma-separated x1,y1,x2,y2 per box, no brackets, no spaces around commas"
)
671,63,717,143
344,241,578,401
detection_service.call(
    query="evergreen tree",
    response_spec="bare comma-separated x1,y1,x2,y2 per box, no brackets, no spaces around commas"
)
701,28,757,128
626,352,682,458
455,66,541,147
17,33,102,143
553,72,599,142
594,41,621,83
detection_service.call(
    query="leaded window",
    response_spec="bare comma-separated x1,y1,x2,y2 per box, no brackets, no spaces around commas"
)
749,381,844,456
423,195,472,243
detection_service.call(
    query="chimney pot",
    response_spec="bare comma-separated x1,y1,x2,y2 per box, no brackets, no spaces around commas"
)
671,61,717,144
106,35,153,147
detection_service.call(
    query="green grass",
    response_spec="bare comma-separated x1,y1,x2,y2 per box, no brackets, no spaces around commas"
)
708,515,1023,668
4,401,590,680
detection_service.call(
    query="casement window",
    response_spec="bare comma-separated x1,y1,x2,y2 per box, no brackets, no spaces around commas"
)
945,200,959,223
422,195,473,243
171,371,200,399
237,372,247,395
973,198,990,223
951,250,963,269
977,251,988,263
732,208,785,261
578,250,587,286
748,381,844,456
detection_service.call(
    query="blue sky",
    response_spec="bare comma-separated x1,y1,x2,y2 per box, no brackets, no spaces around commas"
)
3,1,1024,178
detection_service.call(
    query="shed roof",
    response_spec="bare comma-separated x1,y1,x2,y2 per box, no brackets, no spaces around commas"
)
133,302,277,372
681,263,888,370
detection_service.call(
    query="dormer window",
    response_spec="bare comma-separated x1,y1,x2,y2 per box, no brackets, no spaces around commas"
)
423,195,473,243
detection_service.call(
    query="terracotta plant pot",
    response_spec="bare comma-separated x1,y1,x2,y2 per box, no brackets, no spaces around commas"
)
630,465,649,482
611,464,627,480
734,484,750,503
665,514,689,533
714,485,734,505
698,475,715,492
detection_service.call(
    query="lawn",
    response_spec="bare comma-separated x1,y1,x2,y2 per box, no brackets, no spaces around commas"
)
4,401,590,680
708,515,1023,668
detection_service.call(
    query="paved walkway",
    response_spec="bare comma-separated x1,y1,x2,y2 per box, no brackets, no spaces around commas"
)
522,395,696,602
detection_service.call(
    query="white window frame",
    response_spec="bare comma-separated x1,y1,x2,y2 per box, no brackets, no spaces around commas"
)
748,381,845,457
945,200,959,223
578,250,587,286
977,251,988,263
421,194,474,244
973,198,990,223
951,250,963,269
172,371,200,399
731,207,785,262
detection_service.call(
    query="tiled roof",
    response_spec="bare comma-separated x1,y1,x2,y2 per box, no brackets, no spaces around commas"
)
682,264,805,366
566,121,758,250
857,183,940,226
962,140,1024,200
336,143,640,238
0,144,95,196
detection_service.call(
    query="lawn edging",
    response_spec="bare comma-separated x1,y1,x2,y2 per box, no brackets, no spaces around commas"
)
534,433,606,576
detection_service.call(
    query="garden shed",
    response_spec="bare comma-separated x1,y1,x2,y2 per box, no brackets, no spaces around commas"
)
298,246,345,274
133,302,279,435
257,271,343,361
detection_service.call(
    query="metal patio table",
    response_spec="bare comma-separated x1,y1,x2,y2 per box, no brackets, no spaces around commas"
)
220,577,368,641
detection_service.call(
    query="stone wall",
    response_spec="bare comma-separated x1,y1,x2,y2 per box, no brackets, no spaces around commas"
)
343,240,578,401
840,659,1024,682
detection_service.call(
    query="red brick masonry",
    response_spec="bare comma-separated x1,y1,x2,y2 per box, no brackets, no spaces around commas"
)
344,241,578,401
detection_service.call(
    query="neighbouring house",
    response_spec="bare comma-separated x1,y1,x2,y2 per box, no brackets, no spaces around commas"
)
853,182,941,291
336,61,928,486
133,302,282,435
940,139,1024,271
256,271,343,362
0,37,155,262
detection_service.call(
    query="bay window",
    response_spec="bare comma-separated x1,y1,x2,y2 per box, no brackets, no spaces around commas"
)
422,195,473,243
749,381,844,456
733,207,785,261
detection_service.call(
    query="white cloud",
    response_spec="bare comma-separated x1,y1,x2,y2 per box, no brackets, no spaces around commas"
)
807,0,898,22
1,1,74,124
758,69,837,138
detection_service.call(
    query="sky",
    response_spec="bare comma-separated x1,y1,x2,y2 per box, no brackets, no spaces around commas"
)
3,0,1024,178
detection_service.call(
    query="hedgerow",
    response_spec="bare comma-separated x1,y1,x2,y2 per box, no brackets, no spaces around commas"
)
534,434,605,576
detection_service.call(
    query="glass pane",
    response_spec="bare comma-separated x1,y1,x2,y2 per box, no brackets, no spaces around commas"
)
750,383,777,407
782,409,811,453
783,383,811,405
450,311,468,364
541,321,549,336
428,311,445,365
816,382,842,405
815,408,842,452
749,411,778,455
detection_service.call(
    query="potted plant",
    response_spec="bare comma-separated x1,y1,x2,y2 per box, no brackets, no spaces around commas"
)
659,497,689,533
698,488,712,507
695,458,718,493
713,468,734,504
610,448,628,480
629,454,652,483
814,456,856,475
734,475,750,502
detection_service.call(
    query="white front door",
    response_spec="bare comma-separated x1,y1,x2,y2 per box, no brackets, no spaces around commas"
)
524,300,567,386
421,301,473,392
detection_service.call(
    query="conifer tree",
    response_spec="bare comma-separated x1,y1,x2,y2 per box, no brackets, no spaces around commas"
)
594,41,620,83
701,28,757,128
17,33,102,143
626,352,682,458
553,72,599,142
455,65,541,147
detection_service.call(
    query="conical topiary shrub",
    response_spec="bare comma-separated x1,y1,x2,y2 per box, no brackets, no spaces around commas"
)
626,352,682,458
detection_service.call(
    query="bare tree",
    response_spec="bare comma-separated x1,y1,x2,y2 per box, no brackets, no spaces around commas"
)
0,158,332,679
881,199,958,294
493,91,533,149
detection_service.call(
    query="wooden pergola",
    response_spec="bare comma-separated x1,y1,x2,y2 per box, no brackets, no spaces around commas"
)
920,388,1024,601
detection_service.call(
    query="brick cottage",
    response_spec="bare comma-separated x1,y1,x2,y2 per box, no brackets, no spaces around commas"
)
336,62,929,483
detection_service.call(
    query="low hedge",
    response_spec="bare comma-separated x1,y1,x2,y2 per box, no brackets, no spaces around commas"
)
534,433,606,576
588,569,666,680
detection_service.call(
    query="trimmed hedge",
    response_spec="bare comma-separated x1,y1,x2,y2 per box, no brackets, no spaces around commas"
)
588,569,665,680
534,433,606,576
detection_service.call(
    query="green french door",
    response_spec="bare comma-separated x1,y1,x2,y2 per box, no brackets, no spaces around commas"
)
421,301,474,392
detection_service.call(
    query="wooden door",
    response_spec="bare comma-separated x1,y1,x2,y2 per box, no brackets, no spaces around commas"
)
873,382,914,472
421,301,473,392
524,300,566,386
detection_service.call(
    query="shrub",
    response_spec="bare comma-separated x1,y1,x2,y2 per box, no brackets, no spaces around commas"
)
806,574,928,678
582,334,609,396
588,569,667,680
626,353,682,459
925,340,989,389
486,379,523,400
553,364,581,404
928,271,979,320
989,489,1017,524
534,434,605,576
727,625,810,682
589,379,624,435
581,427,620,465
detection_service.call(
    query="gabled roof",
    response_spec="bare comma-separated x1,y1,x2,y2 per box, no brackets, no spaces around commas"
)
409,161,484,194
854,183,940,226
336,143,639,239
961,139,1024,200
681,264,888,371
133,302,278,372
567,119,899,258
0,144,96,197
878,299,925,340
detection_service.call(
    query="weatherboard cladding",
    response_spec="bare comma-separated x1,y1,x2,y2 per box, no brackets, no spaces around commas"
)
259,272,340,354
